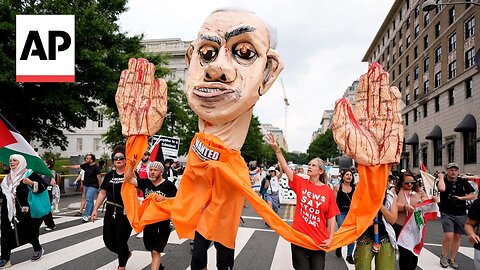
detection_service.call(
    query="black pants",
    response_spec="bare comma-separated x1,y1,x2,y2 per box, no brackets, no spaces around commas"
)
191,231,234,270
103,210,132,267
398,245,418,270
42,189,55,229
1,213,42,261
291,244,326,270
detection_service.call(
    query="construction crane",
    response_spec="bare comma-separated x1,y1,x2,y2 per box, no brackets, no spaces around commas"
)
280,78,290,140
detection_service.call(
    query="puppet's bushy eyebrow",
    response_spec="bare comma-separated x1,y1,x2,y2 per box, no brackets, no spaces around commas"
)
200,34,221,45
225,26,256,42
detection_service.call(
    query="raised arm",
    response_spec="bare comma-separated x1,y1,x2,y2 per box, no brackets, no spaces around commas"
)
266,133,293,181
124,158,138,187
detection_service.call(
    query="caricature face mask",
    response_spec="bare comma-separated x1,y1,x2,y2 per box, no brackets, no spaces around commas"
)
185,10,283,126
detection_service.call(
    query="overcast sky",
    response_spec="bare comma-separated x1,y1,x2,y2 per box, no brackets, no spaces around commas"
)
119,0,395,152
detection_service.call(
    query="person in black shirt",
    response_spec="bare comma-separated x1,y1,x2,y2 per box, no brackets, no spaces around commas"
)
125,160,177,270
162,158,178,184
62,153,102,222
465,198,480,269
438,163,476,269
91,147,133,270
334,169,356,264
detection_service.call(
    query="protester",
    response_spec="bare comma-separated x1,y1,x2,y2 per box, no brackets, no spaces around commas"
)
72,169,86,216
334,169,356,264
438,162,476,269
264,166,282,214
465,198,480,270
267,133,339,270
41,159,57,231
0,154,47,268
91,147,133,270
63,153,102,222
125,160,177,270
394,171,430,270
355,183,398,270
162,158,178,184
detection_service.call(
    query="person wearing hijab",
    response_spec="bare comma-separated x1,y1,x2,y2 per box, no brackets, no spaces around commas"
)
0,154,48,268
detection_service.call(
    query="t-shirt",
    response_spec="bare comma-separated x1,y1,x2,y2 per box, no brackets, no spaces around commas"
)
100,170,137,209
138,178,177,200
439,177,475,216
289,174,340,245
467,199,480,250
80,163,101,188
269,177,280,193
137,162,150,179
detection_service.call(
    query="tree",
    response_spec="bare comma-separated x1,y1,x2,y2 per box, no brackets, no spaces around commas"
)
0,0,169,150
307,129,339,161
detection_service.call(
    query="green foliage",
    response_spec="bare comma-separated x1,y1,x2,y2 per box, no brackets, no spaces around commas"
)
307,129,339,161
241,115,265,162
41,151,61,162
284,151,309,165
0,0,157,150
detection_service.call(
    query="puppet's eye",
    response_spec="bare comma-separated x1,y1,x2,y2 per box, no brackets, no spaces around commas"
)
198,45,218,62
234,43,256,60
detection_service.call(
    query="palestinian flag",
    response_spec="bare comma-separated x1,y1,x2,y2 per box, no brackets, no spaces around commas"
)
0,114,53,177
397,199,439,256
149,137,164,163
420,162,439,200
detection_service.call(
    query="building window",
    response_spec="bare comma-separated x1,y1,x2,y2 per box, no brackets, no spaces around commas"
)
415,4,420,18
405,112,409,125
406,74,411,86
392,70,396,81
414,46,418,59
97,113,103,128
448,33,456,52
399,63,402,74
399,81,403,92
414,87,419,100
399,44,403,55
464,131,477,164
422,147,428,168
447,141,455,163
449,7,455,25
406,55,410,67
424,12,430,27
413,145,419,168
406,17,411,29
434,139,442,166
465,47,475,69
435,96,440,112
448,61,457,79
399,27,403,38
423,103,428,117
393,53,396,62
76,138,83,152
406,0,410,9
466,0,472,8
435,4,442,14
435,22,441,38
435,46,442,63
94,138,101,152
406,94,410,105
448,88,454,106
465,16,475,39
435,72,441,88
465,77,473,98
424,35,429,49
413,108,418,122
424,80,429,94
414,66,419,80
414,25,420,38
424,57,429,72
406,35,411,48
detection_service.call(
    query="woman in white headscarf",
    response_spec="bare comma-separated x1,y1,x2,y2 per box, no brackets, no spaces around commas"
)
0,154,47,268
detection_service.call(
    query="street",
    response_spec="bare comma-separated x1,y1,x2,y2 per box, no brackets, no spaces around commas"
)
0,194,477,270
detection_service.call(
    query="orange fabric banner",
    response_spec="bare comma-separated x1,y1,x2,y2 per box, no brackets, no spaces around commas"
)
121,133,390,251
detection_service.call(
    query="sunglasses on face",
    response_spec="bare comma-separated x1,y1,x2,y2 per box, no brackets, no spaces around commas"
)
113,156,125,161
403,182,415,185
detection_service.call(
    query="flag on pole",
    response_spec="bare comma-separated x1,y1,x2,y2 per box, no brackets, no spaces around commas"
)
0,114,53,177
397,199,439,256
420,161,427,173
148,137,164,163
419,162,439,199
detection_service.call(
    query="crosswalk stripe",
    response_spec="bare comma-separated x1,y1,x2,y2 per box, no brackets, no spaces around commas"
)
97,250,151,270
11,218,104,253
417,245,444,269
167,229,187,245
270,236,292,270
39,216,79,228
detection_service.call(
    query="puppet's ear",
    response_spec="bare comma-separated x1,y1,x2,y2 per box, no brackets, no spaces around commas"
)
259,49,284,96
185,45,194,68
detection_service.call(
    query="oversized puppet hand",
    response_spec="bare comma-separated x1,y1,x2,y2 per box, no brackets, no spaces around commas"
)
331,62,403,166
115,58,167,136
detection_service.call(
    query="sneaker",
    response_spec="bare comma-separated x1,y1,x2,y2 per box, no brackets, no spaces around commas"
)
31,248,44,261
82,216,89,223
0,259,12,268
136,232,144,238
448,259,459,269
335,248,342,257
346,255,354,265
440,255,449,268
45,226,55,231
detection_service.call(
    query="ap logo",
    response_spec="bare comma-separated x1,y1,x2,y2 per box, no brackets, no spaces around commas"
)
16,15,75,82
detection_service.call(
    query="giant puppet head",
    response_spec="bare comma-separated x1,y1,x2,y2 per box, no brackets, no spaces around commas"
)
184,9,284,149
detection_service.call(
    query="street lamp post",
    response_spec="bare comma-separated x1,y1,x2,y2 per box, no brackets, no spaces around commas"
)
422,0,480,11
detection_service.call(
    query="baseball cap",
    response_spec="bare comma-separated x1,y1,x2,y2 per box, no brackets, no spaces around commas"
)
268,166,276,172
446,162,459,169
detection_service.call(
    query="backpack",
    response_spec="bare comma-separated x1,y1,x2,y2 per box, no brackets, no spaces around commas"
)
260,177,268,196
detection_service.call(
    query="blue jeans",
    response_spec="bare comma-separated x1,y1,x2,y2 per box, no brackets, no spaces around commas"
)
83,186,98,218
336,212,355,256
